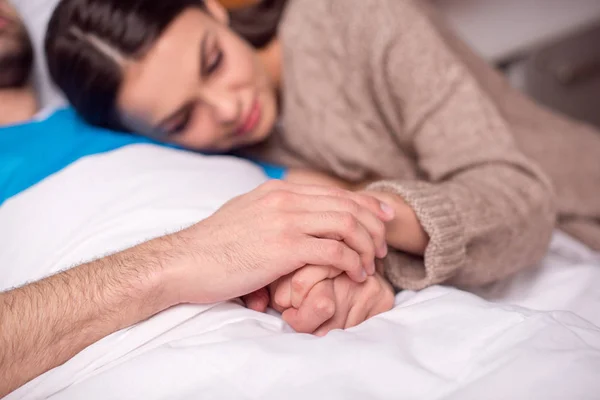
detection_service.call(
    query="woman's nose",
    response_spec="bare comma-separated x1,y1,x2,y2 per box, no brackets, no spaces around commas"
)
200,89,240,126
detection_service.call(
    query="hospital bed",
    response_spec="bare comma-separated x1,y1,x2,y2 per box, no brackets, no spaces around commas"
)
8,0,600,398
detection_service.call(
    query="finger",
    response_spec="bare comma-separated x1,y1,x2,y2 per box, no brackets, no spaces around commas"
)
292,194,387,264
313,301,350,337
294,210,380,276
345,301,372,329
300,238,365,283
366,288,396,320
351,193,394,258
242,288,270,313
362,275,395,321
280,183,394,223
304,206,380,271
260,187,387,265
282,280,336,334
313,276,353,336
290,265,342,309
352,191,395,223
269,276,293,312
344,279,378,329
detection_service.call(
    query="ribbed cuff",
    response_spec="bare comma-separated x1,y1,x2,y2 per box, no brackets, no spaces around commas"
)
366,180,467,290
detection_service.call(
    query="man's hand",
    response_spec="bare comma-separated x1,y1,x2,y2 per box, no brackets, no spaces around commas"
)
165,180,394,305
0,180,393,396
285,170,425,255
284,168,354,190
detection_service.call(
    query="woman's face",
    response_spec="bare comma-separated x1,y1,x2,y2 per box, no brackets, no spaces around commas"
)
117,1,278,152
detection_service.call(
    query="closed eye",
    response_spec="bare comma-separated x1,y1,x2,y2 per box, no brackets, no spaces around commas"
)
201,33,224,77
168,106,194,137
205,49,223,76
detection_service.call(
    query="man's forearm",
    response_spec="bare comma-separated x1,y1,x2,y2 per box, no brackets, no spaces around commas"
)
0,237,177,397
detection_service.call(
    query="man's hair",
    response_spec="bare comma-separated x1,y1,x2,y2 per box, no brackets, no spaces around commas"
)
45,0,288,132
0,26,34,88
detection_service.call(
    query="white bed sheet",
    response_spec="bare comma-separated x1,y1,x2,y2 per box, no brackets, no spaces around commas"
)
7,232,600,400
2,144,599,400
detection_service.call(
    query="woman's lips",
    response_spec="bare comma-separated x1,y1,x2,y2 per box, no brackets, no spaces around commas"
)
235,98,261,137
0,16,9,30
0,15,15,32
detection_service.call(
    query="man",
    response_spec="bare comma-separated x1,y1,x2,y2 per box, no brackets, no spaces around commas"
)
0,0,35,124
0,2,393,395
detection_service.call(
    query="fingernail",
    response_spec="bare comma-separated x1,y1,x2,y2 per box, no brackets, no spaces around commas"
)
381,243,389,258
368,261,376,275
380,202,395,219
361,269,368,281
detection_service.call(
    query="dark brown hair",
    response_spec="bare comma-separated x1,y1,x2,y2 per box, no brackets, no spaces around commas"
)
45,0,288,130
0,24,34,88
229,0,288,49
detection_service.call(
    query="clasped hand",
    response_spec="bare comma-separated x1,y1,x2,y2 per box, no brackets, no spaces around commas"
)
242,185,399,335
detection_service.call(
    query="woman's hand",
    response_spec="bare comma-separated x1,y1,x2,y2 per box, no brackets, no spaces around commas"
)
358,190,430,255
267,266,395,336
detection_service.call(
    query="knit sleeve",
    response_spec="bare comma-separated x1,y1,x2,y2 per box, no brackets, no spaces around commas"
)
360,0,556,289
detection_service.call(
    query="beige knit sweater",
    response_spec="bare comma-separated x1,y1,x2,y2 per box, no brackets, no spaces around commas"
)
253,0,600,290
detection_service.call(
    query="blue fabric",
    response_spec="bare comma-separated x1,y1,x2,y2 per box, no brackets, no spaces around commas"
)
254,161,287,180
0,107,286,206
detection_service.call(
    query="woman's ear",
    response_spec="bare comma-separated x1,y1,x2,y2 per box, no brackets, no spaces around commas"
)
204,0,230,25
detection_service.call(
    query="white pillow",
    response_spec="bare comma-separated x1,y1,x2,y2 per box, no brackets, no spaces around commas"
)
12,0,65,108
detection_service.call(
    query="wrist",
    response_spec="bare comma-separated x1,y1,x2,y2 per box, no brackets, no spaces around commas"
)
151,223,229,306
129,232,195,311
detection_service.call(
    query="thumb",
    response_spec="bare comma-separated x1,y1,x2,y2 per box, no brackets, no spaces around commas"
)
242,287,270,313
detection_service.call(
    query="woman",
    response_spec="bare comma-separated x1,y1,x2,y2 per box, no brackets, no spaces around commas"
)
45,0,600,296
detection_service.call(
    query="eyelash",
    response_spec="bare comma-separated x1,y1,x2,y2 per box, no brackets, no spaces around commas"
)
205,47,224,76
169,40,224,136
170,109,193,137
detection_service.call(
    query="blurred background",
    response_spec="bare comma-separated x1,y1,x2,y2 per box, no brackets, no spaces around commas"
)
15,0,600,128
437,0,600,128
218,0,600,129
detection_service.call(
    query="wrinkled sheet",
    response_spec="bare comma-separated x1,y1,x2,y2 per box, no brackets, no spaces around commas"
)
3,145,599,399
9,236,600,400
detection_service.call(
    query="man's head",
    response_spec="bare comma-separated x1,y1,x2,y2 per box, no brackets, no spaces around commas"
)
0,0,33,89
